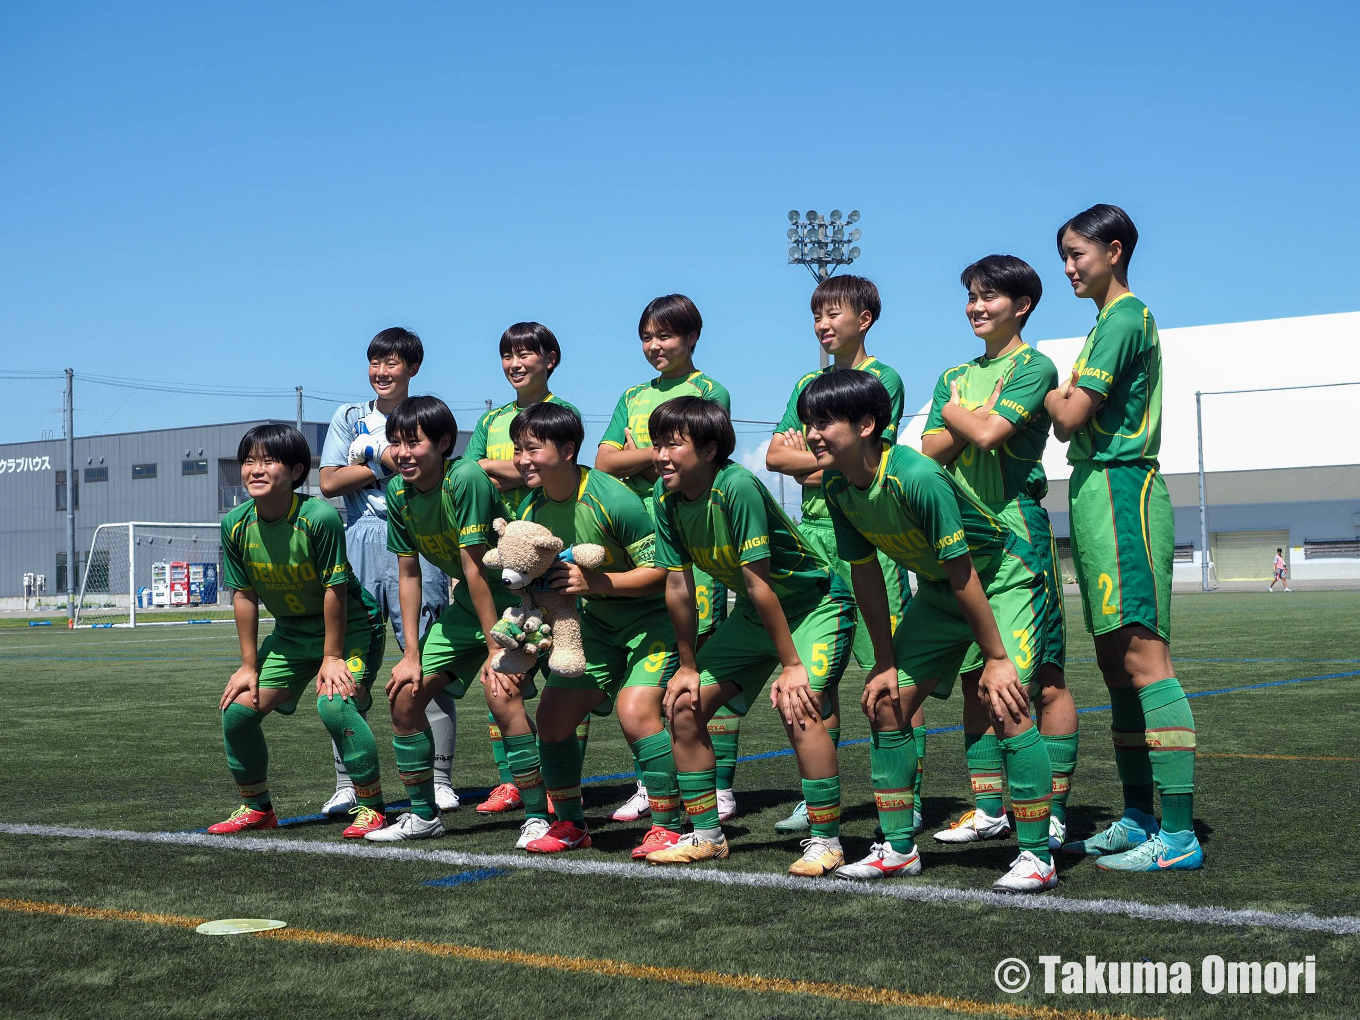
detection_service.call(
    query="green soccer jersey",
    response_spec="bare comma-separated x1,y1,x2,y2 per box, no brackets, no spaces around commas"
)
600,370,731,500
386,458,515,611
464,392,582,517
775,355,906,521
519,466,664,630
652,462,831,605
221,493,379,637
1066,293,1163,466
922,343,1058,519
823,445,1011,585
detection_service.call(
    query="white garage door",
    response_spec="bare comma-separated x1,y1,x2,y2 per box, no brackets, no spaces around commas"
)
1212,530,1288,581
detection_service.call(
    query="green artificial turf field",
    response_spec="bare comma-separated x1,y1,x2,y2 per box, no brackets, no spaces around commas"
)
3,590,1358,1019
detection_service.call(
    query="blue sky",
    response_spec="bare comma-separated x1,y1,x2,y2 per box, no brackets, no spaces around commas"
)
3,3,1358,454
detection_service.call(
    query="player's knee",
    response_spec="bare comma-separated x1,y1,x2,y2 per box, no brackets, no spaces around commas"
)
314,695,351,737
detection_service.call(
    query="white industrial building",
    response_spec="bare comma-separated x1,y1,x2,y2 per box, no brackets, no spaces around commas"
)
902,310,1360,585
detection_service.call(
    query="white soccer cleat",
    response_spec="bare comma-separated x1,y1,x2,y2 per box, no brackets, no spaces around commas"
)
611,781,652,822
516,817,552,849
992,850,1058,893
322,787,357,817
435,786,461,813
933,808,1011,844
716,788,737,823
1048,815,1067,852
836,842,922,880
363,811,444,842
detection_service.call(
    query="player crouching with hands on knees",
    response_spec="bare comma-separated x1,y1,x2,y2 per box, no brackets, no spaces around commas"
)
646,397,855,876
368,396,551,848
211,424,390,839
799,370,1057,892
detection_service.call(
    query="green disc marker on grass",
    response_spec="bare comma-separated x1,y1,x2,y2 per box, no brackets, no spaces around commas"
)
196,918,287,936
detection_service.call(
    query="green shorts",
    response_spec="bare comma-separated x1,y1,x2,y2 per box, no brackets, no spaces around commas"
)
422,598,540,700
801,518,912,668
546,605,678,716
1007,498,1066,670
257,614,385,715
696,590,856,717
893,549,1045,700
1068,460,1173,641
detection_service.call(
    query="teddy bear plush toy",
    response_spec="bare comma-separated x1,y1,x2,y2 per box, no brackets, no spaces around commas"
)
481,518,606,678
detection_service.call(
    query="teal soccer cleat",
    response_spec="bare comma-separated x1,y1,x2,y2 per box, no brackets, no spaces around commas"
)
1060,809,1158,857
1096,830,1203,872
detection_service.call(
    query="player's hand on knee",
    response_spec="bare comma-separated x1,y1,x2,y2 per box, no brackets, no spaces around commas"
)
663,666,701,723
316,655,356,702
979,657,1027,726
480,656,520,700
386,655,423,701
861,664,900,720
221,666,260,711
771,664,815,728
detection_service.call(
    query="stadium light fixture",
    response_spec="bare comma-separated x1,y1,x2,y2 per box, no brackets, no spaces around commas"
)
785,207,865,366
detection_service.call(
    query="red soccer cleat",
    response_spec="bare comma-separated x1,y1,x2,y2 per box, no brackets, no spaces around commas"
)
525,819,592,854
631,825,682,860
207,805,278,834
341,806,387,839
477,782,523,814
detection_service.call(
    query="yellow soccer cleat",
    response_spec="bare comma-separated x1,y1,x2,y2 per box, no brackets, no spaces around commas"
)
788,836,844,877
646,831,730,865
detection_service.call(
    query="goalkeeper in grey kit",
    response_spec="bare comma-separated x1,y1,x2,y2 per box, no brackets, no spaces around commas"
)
318,327,458,814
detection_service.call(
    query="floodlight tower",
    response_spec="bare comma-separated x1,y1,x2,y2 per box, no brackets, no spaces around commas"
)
786,209,862,367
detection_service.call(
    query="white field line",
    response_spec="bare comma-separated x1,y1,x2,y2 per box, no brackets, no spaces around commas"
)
3,822,1357,936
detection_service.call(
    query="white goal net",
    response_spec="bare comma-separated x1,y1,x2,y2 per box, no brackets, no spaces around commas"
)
72,522,230,628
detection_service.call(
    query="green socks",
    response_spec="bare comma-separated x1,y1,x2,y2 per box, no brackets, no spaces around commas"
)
631,731,682,829
575,717,591,766
1139,678,1196,833
677,767,720,831
540,735,584,823
1109,686,1156,816
826,726,841,747
1000,725,1052,862
222,703,270,809
1042,731,1079,825
913,724,927,809
963,732,1004,816
393,730,437,820
488,710,514,785
315,695,383,809
870,728,917,854
504,731,549,820
802,775,841,838
708,709,740,791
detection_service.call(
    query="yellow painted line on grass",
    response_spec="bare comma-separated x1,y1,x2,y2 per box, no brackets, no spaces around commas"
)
1198,752,1360,762
0,897,1156,1020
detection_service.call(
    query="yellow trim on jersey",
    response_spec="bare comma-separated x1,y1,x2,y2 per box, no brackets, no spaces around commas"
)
1139,466,1156,574
576,467,590,501
921,427,947,437
1098,291,1138,319
846,554,877,565
598,440,625,450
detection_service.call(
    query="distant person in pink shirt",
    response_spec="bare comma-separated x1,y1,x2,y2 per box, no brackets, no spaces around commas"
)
1268,548,1291,592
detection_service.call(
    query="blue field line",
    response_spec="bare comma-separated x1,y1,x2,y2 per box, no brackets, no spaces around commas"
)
579,667,1360,785
1068,657,1360,665
423,868,508,888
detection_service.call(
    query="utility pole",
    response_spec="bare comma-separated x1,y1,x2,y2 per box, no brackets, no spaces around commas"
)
65,368,76,622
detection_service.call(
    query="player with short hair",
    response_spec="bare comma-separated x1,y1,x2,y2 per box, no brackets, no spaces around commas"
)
1268,548,1290,592
464,321,586,816
643,398,856,876
766,273,924,836
508,402,686,857
800,370,1058,892
210,424,390,840
921,255,1080,852
365,396,550,848
1045,204,1202,871
318,327,456,816
596,294,742,825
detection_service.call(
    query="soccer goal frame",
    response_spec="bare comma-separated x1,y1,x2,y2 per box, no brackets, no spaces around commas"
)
72,521,229,629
